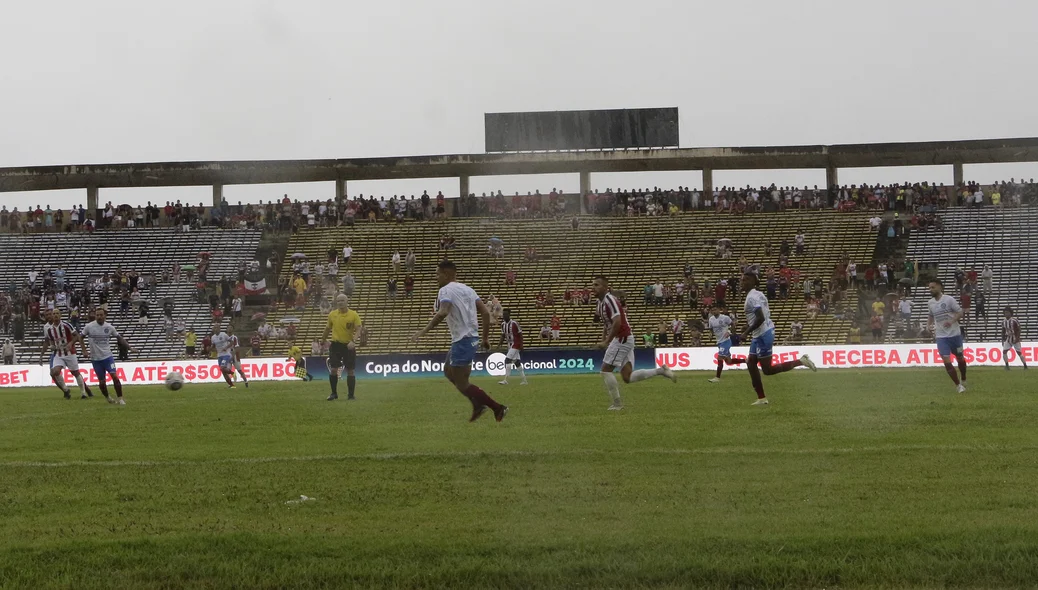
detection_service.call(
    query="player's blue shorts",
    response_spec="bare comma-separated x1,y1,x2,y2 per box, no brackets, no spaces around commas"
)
91,357,117,376
447,337,480,367
218,354,234,371
936,335,965,358
748,328,775,358
716,338,732,359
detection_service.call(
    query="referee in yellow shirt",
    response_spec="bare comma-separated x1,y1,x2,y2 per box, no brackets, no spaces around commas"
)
321,293,363,401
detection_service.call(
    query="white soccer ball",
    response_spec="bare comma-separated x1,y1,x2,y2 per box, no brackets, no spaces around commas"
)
165,371,185,391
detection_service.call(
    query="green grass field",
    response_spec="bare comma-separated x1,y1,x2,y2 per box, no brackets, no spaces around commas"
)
1,368,1037,589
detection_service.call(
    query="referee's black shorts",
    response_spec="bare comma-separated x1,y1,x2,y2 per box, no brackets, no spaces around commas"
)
328,341,357,372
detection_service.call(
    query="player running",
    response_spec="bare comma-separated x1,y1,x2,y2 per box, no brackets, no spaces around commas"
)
592,275,675,411
707,305,745,383
927,280,968,392
80,308,136,405
412,260,507,422
1001,307,1028,370
211,327,243,388
41,309,94,400
321,293,362,401
498,309,528,386
224,325,250,386
739,271,816,406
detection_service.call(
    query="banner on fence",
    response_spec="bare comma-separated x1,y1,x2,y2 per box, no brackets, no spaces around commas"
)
302,348,658,380
654,342,1038,371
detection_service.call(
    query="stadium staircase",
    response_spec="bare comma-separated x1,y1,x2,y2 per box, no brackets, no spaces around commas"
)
262,211,875,355
900,207,1038,341
0,228,261,362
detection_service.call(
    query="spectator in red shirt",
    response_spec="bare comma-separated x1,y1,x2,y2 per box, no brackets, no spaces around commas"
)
536,292,547,307
870,313,885,342
864,266,876,289
404,275,415,297
504,270,517,286
713,280,727,306
550,314,561,340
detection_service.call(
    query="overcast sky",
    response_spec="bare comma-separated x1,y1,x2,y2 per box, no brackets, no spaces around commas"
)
3,0,1038,209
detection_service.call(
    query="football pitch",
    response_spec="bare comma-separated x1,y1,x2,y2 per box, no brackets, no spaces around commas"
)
1,368,1037,589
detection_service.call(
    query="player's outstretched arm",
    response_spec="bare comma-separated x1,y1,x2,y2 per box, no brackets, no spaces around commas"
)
475,300,491,349
117,335,137,354
412,302,451,342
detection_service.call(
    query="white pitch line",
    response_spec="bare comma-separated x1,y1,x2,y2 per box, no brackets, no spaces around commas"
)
1,444,1035,469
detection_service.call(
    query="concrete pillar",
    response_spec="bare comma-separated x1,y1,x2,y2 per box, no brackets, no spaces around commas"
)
86,186,99,213
578,171,591,214
953,162,964,186
701,168,713,192
212,184,223,207
459,175,470,199
335,178,347,200
826,165,839,189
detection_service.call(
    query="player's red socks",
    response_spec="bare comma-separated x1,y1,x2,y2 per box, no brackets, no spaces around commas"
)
464,384,501,411
943,362,960,385
760,358,801,375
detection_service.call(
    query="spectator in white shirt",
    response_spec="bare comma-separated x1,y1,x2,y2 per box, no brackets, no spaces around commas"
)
391,251,401,275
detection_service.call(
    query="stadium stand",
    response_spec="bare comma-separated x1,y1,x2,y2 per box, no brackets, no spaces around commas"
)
0,228,261,362
900,207,1038,341
261,211,875,355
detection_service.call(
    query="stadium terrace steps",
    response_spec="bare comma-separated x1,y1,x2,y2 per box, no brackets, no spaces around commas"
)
264,211,875,355
902,207,1038,341
0,228,262,362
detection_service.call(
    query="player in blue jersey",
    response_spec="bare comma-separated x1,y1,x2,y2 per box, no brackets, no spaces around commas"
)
707,305,746,383
739,271,816,406
927,280,968,392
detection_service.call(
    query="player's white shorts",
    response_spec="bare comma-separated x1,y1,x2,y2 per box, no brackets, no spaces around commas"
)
50,354,80,372
505,348,522,362
603,337,635,369
1003,341,1023,354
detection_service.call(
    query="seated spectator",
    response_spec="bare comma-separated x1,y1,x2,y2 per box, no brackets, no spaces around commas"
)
544,292,556,306
525,246,538,261
540,325,551,339
642,331,655,348
563,289,573,305
504,270,517,286
404,275,415,297
387,277,398,299
805,298,820,319
536,291,547,308
789,320,804,342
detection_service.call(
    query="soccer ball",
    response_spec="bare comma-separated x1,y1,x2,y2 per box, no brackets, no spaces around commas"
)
165,371,185,391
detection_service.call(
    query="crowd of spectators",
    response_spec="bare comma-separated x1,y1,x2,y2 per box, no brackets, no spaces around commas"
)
4,179,1034,236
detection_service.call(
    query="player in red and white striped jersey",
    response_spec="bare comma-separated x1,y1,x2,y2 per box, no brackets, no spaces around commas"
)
41,310,94,400
225,324,250,386
1001,307,1028,370
593,275,675,411
498,309,527,385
